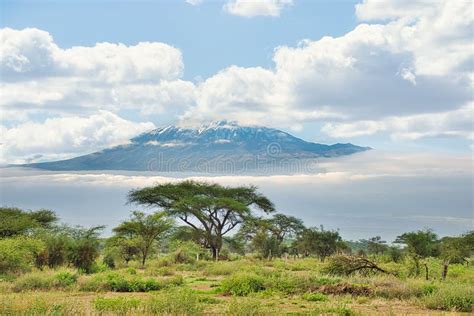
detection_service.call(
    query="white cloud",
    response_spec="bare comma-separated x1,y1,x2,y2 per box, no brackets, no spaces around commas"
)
322,103,474,141
182,0,472,140
224,0,293,17
0,111,155,164
185,0,203,5
355,0,440,21
1,0,473,164
0,27,190,120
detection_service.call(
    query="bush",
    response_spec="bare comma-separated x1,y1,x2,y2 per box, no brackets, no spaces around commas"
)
78,272,183,292
54,271,78,287
145,287,203,315
302,292,328,302
93,296,141,314
423,286,473,312
0,237,44,274
13,273,53,292
12,270,78,292
221,273,265,296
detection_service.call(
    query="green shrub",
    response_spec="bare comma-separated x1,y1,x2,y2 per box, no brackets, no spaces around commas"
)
423,286,473,312
13,270,78,292
221,273,265,296
93,296,141,314
78,272,183,292
302,292,328,302
54,271,78,287
0,237,44,274
13,273,53,291
145,287,203,315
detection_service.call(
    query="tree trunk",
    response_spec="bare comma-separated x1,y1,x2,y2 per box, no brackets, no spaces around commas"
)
424,262,429,280
413,258,420,276
211,246,219,261
442,260,449,280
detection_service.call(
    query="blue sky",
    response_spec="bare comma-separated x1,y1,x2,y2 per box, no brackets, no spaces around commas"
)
1,0,358,80
0,0,472,239
0,0,472,163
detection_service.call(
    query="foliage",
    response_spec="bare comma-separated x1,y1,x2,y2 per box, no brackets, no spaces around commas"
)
295,226,343,261
13,269,77,291
395,229,439,277
302,292,328,302
112,211,174,266
221,273,266,296
366,236,388,255
33,228,72,268
0,237,45,274
93,296,141,314
128,180,274,259
422,285,474,312
67,226,104,273
0,207,57,238
78,271,183,292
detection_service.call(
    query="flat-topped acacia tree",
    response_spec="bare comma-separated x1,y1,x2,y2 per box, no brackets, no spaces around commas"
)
128,181,275,259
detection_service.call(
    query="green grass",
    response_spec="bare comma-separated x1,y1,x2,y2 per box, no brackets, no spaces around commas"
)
0,257,472,315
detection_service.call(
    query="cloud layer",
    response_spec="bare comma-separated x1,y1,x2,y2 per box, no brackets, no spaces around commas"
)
1,151,471,240
1,0,473,163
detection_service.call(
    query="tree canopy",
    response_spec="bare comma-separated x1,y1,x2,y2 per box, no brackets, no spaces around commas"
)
112,211,174,266
128,181,274,259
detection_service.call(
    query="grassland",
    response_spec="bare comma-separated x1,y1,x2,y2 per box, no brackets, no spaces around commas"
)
0,257,472,315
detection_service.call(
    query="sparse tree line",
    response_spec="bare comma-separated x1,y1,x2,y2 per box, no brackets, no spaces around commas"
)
1,181,472,280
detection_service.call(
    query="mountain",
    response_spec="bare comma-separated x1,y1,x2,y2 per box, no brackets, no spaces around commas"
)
24,121,370,173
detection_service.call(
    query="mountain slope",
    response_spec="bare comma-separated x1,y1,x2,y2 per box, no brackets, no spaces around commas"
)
24,121,370,173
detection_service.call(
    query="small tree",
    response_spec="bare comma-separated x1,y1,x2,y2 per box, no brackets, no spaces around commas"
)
367,236,388,255
439,231,473,280
33,227,72,268
112,211,174,266
105,236,141,265
395,229,439,279
237,214,304,259
128,181,274,260
0,207,58,238
295,226,342,261
67,226,104,273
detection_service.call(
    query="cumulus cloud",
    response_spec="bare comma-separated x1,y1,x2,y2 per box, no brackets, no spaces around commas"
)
322,103,474,140
0,28,191,120
224,0,293,17
0,111,155,164
1,0,472,164
1,28,183,82
182,0,472,140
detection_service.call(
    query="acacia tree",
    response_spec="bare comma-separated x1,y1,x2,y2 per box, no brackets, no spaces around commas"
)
238,214,304,258
395,229,439,279
112,211,174,266
0,207,58,238
439,231,473,280
128,181,274,259
295,226,343,261
367,236,388,255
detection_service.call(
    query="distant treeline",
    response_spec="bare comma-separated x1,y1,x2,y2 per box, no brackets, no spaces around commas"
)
1,181,472,280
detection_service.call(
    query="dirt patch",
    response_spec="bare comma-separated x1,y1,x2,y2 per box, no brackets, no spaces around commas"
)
309,283,372,296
